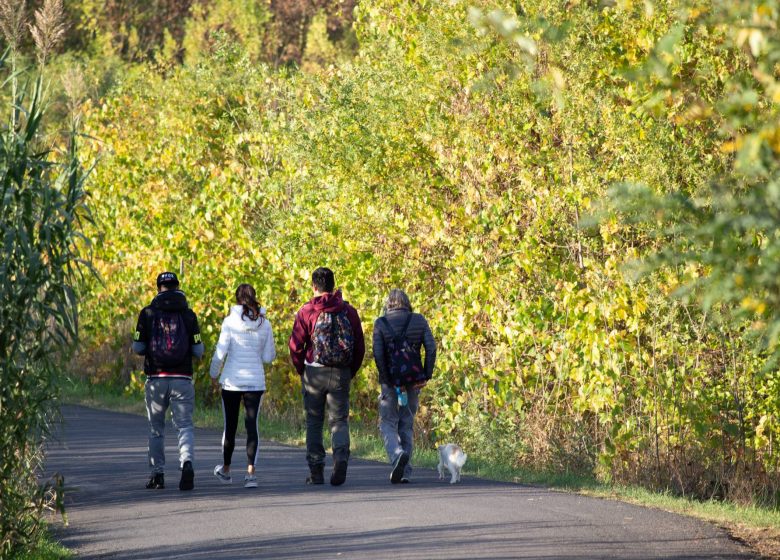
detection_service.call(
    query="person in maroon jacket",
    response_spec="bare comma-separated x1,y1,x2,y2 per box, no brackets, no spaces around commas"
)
289,267,365,486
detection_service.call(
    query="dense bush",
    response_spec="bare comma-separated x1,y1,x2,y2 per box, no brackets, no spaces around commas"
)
0,1,91,554
68,0,780,508
52,0,355,66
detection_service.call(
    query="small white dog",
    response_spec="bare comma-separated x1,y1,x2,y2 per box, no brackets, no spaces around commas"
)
437,444,467,484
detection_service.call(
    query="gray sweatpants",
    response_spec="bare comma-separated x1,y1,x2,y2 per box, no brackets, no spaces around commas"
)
378,384,419,478
302,365,351,466
145,377,195,474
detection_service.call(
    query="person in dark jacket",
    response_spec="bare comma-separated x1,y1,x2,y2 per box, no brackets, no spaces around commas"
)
289,267,365,486
132,271,204,491
373,289,436,483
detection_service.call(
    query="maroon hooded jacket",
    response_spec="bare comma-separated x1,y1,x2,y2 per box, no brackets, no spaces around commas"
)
288,290,365,377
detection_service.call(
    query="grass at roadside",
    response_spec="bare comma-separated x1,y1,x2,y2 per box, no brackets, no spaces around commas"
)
60,376,780,558
15,527,73,560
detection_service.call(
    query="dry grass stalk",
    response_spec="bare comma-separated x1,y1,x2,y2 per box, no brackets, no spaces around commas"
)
0,0,26,50
29,0,65,66
61,64,85,119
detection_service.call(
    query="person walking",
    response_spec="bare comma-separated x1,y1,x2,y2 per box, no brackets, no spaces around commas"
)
289,267,365,486
373,289,436,483
132,271,204,491
210,283,276,489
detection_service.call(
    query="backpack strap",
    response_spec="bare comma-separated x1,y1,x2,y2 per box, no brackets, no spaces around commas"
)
379,316,396,339
380,314,413,344
397,313,413,339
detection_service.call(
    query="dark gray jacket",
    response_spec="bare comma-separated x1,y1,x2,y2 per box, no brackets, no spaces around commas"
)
372,309,436,386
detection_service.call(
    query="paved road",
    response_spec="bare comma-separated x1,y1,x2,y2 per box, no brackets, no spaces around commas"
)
45,406,753,559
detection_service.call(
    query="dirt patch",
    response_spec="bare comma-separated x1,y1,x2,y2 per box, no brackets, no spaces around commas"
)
727,523,780,559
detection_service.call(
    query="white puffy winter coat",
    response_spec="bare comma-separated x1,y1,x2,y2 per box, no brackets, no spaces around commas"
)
209,305,276,391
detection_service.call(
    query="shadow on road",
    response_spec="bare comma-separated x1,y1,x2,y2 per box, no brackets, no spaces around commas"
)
45,406,754,560
57,520,745,560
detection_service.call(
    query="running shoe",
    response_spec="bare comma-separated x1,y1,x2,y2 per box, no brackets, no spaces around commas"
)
213,465,232,484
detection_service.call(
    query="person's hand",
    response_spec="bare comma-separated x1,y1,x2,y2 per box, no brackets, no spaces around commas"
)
412,380,427,390
211,377,220,389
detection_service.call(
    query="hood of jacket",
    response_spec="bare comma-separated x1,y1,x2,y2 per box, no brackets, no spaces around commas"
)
151,289,189,312
309,290,346,313
226,305,266,331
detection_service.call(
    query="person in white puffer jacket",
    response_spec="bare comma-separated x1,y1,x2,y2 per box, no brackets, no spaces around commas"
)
209,283,276,488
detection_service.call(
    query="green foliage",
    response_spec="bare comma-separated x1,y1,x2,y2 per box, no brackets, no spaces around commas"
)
607,3,780,362
53,0,356,67
71,0,197,61
0,65,90,557
67,0,780,509
182,0,271,65
595,2,780,502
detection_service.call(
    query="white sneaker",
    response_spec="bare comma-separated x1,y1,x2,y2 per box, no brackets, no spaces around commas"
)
244,475,258,488
213,465,232,484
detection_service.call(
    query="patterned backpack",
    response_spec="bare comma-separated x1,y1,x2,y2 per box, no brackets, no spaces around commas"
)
380,315,425,387
149,309,190,367
311,309,354,366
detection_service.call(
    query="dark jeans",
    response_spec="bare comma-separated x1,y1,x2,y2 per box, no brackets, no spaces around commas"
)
302,365,351,466
220,389,264,468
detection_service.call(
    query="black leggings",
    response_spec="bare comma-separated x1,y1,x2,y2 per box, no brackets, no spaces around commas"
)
220,390,264,467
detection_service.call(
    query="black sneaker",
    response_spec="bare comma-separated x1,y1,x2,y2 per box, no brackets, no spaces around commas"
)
306,464,324,485
179,461,194,491
390,452,409,484
330,461,348,486
146,473,164,489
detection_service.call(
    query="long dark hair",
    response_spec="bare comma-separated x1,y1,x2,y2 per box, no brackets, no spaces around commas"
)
236,283,263,323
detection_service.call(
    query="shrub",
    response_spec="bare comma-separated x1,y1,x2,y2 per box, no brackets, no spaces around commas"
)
0,70,90,557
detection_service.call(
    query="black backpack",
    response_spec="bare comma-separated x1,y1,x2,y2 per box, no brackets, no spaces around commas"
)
380,315,426,387
149,309,190,367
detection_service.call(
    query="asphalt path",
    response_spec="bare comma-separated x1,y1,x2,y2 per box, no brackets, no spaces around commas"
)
45,405,754,559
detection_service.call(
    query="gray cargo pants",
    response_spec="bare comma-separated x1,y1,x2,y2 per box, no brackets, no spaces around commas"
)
302,365,351,466
145,377,195,474
378,384,419,478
